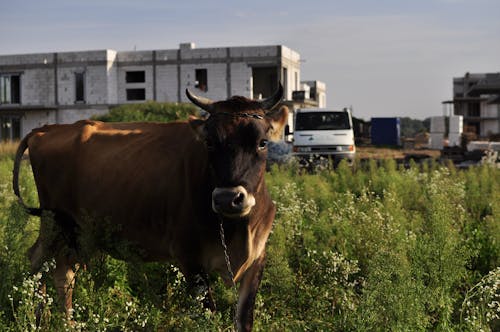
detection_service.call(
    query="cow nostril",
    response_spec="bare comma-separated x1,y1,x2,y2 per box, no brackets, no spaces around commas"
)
232,192,246,207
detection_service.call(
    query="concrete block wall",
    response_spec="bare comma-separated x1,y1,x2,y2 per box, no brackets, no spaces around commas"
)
318,92,326,108
281,46,301,100
181,46,227,60
230,63,252,98
449,115,463,133
54,51,111,119
85,66,109,104
430,116,446,133
430,133,444,150
57,65,108,105
230,46,278,58
292,69,300,92
481,102,499,118
0,53,54,66
156,50,178,62
281,46,300,63
21,110,57,137
58,50,108,62
448,115,463,147
282,66,294,100
21,68,55,106
482,119,500,136
117,66,154,103
155,50,179,102
480,101,500,137
156,64,178,102
316,82,327,108
179,63,228,103
117,51,153,63
57,67,80,105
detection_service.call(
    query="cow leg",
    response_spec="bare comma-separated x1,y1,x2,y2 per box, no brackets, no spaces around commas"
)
236,253,266,332
54,255,78,318
28,220,54,325
28,237,45,273
28,210,79,318
28,238,48,327
186,271,217,311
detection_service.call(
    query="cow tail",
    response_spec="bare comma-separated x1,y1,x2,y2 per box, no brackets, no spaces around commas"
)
12,133,42,217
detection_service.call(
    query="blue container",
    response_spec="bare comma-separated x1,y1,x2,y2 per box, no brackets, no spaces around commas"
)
370,117,401,146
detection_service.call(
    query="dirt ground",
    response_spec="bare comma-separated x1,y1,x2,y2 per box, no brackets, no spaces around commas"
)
356,146,441,159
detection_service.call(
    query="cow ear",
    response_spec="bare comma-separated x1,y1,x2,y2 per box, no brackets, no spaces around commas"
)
188,117,206,140
266,105,289,141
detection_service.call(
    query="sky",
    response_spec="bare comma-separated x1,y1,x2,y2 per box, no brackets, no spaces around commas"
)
1,0,499,120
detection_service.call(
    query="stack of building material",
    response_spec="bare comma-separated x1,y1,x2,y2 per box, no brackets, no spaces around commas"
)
467,141,500,152
448,115,463,147
430,116,445,150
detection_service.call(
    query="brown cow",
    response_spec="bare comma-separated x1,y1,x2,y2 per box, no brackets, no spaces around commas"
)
12,86,287,331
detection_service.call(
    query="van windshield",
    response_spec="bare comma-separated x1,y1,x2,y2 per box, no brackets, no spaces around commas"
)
296,112,351,131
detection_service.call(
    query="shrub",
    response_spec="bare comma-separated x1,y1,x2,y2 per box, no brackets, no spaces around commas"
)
93,101,198,123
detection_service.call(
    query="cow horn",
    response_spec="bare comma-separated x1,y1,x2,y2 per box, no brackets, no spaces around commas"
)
185,89,215,113
260,83,284,112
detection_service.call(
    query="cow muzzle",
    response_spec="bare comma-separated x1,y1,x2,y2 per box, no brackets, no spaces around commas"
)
212,186,256,218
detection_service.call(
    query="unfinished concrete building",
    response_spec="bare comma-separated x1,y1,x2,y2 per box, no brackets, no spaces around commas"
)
0,43,317,140
442,72,500,138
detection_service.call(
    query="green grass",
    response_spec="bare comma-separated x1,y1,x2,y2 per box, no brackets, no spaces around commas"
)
0,152,498,331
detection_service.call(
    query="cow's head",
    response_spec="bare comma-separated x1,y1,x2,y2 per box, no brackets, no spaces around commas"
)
186,85,288,218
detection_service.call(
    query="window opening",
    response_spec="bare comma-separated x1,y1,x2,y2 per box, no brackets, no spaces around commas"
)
195,69,208,92
0,74,21,104
75,72,85,102
126,88,146,101
126,71,145,83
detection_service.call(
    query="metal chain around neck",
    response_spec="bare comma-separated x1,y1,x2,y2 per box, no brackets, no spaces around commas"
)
218,215,239,331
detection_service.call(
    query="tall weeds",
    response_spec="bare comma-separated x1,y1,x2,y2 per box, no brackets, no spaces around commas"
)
0,141,18,160
0,154,498,331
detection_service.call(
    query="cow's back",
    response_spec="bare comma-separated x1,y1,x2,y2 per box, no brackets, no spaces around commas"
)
27,120,211,260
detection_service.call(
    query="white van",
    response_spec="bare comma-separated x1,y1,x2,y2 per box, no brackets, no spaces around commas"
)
292,108,356,163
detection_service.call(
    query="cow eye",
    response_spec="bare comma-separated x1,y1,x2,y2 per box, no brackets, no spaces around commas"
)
258,139,268,151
